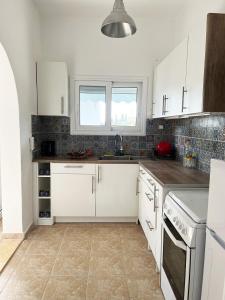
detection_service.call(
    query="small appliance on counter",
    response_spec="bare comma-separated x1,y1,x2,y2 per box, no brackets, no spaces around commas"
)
41,141,56,157
155,141,175,160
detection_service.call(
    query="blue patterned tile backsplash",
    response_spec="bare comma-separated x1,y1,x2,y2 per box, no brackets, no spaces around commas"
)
32,114,225,173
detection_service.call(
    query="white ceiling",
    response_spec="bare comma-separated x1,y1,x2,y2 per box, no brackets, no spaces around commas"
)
34,0,187,18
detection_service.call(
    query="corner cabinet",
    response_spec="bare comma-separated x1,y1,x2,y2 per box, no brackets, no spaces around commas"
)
37,61,69,116
153,13,225,118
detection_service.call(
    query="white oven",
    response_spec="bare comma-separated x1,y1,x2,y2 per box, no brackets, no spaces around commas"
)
161,190,208,300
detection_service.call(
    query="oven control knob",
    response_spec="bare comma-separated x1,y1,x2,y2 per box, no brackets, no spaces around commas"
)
173,217,177,223
176,219,180,226
167,209,172,215
179,224,184,231
182,228,187,235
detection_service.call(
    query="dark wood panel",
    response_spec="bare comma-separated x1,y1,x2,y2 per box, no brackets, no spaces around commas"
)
203,13,225,112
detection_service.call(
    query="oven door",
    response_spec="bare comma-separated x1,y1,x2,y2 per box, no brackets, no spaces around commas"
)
161,216,191,300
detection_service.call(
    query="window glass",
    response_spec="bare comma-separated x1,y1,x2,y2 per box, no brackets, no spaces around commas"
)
111,87,137,127
79,86,106,126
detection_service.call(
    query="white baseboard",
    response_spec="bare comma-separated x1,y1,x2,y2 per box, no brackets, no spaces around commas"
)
1,222,34,239
55,216,138,223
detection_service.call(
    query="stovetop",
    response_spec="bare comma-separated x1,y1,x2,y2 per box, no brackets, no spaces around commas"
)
168,189,209,224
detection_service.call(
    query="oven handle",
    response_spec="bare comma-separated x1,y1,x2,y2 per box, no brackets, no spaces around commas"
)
162,219,187,251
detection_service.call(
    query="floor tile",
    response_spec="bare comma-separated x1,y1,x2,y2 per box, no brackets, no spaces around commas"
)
89,254,124,276
0,223,164,299
52,255,89,278
86,275,129,300
42,276,87,300
16,255,55,276
0,273,48,300
121,238,149,256
26,240,61,256
27,227,65,240
127,275,163,300
123,254,156,276
0,253,23,293
58,239,91,256
91,239,122,257
64,227,93,240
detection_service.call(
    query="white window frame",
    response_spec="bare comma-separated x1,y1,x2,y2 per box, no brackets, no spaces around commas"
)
70,76,148,136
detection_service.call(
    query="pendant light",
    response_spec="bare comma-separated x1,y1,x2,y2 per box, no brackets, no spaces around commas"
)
101,0,137,38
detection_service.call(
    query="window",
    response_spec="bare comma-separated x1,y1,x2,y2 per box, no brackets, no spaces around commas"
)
79,85,106,126
72,77,147,135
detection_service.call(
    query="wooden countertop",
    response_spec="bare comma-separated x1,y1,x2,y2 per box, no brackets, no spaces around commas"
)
33,156,209,187
140,160,209,187
33,156,139,164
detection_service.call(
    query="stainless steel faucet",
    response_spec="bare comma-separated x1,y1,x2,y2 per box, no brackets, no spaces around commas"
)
115,134,124,155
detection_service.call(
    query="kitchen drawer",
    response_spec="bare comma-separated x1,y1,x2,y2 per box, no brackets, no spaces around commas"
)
51,163,96,175
139,166,160,198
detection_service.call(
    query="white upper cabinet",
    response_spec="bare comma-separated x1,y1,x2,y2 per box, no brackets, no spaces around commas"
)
153,38,188,118
184,27,206,114
152,59,168,118
153,14,225,118
166,38,188,117
37,61,69,116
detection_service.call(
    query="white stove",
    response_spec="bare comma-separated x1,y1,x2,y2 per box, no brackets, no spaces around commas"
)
161,188,209,300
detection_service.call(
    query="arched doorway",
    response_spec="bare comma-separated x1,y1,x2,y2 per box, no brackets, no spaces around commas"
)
0,42,23,235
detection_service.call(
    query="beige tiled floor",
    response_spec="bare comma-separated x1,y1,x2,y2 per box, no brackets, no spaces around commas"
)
0,223,164,300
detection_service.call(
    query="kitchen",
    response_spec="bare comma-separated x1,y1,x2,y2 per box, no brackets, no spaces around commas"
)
0,0,225,299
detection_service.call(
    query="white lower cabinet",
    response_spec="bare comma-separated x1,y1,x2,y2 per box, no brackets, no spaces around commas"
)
51,173,95,217
51,163,96,217
96,164,139,217
50,163,139,219
138,166,163,270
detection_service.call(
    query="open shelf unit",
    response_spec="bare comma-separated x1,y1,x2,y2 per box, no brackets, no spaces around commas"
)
33,162,54,225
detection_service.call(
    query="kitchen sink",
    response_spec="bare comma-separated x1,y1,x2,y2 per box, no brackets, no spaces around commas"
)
98,155,133,160
98,155,151,161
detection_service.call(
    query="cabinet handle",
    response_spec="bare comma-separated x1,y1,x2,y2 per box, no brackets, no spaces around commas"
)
153,185,158,213
162,95,165,115
146,220,154,231
97,165,101,183
164,95,169,114
145,192,153,202
181,86,188,113
61,96,64,114
136,178,139,195
64,165,83,168
92,176,94,194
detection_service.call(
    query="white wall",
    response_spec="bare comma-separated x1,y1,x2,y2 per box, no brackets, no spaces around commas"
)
40,16,175,116
0,0,41,234
172,0,225,44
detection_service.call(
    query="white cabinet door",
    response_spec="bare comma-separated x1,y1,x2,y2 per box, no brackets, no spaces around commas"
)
183,26,206,114
51,173,95,217
152,62,166,118
96,164,139,217
37,61,68,116
153,38,188,118
166,38,188,117
201,229,225,300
